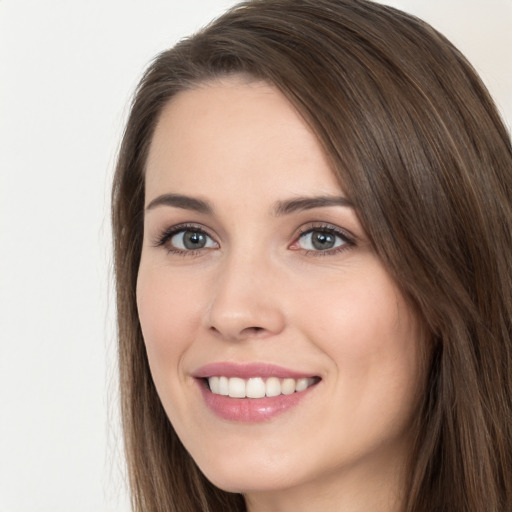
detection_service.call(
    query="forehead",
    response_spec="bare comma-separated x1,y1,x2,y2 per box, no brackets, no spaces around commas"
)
144,77,342,205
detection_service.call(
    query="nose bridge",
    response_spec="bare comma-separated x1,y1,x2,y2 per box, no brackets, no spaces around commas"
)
206,245,286,341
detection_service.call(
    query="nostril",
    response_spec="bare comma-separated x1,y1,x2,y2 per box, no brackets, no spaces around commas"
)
241,326,265,336
208,325,263,335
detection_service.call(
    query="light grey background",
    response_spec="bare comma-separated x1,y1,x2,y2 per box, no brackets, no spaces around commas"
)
0,1,510,511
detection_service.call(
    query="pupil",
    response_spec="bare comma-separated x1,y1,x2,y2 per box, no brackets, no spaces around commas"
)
183,231,206,249
312,231,335,250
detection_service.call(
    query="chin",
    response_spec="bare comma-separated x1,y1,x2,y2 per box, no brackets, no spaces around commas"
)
192,447,305,494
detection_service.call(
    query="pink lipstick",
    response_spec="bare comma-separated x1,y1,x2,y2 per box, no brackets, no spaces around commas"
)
194,363,320,422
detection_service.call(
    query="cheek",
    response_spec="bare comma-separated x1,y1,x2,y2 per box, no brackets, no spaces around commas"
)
296,265,422,415
297,267,410,354
136,265,204,367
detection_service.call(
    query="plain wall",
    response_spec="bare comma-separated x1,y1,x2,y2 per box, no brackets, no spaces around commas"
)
0,1,510,511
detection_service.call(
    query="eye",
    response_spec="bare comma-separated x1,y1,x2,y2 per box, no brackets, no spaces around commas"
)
154,224,219,254
291,225,354,254
170,229,217,251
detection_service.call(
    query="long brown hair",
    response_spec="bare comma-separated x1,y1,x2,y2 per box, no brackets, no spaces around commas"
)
111,1,512,510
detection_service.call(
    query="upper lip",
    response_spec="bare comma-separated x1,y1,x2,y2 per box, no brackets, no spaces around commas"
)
193,362,319,380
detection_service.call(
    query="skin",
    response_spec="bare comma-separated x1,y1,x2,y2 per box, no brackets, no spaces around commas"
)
137,77,424,512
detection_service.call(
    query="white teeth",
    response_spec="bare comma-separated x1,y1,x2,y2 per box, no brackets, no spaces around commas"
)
207,376,317,398
219,376,229,396
295,377,309,392
209,376,220,394
265,377,281,397
228,377,246,398
281,378,296,395
246,377,266,398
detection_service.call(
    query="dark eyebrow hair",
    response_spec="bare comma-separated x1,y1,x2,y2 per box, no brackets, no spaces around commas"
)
145,193,213,214
145,193,353,216
272,195,354,216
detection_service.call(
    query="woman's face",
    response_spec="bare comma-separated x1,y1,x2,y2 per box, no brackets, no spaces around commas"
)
137,77,424,507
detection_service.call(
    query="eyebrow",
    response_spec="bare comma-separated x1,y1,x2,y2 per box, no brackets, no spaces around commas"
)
145,193,353,215
145,193,213,214
272,195,354,216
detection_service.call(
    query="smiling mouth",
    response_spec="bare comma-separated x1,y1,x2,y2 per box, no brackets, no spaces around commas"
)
206,376,320,398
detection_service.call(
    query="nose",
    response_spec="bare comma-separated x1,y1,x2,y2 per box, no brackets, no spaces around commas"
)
206,251,286,342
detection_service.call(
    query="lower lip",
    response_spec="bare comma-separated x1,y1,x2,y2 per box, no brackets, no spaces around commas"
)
198,380,316,423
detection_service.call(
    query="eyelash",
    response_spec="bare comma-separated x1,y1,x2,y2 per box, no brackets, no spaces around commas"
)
152,222,356,257
294,224,355,256
153,223,215,257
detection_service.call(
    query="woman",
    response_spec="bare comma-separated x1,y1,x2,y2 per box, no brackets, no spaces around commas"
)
111,0,512,510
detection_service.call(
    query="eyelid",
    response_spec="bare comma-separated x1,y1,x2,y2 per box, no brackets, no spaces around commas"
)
151,221,356,257
290,222,356,255
152,223,219,253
